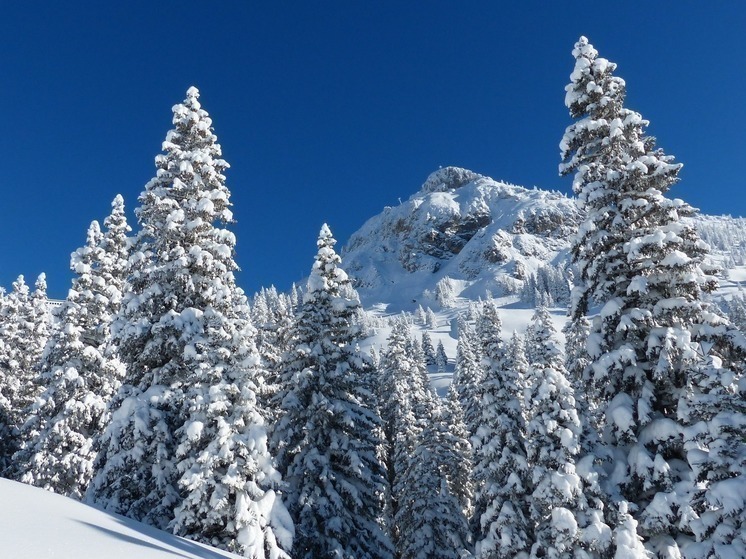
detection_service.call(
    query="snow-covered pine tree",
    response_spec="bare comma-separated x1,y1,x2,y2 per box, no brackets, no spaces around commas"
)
476,299,504,372
723,291,746,334
426,307,438,329
562,315,590,387
0,287,9,473
472,330,531,559
679,357,746,558
436,339,448,373
443,385,474,517
272,224,393,559
0,278,29,474
29,274,52,355
416,304,427,325
98,194,131,329
369,345,381,368
378,317,435,549
0,274,51,477
395,397,472,559
560,36,746,556
523,307,611,559
452,321,482,439
252,286,295,423
421,330,437,366
14,218,126,499
89,87,291,557
0,281,20,474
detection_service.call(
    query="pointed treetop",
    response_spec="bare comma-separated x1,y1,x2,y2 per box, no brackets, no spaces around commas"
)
35,272,47,292
87,220,102,246
13,274,27,293
564,35,624,120
572,35,596,59
167,87,212,141
318,223,334,247
307,223,349,295
104,195,130,238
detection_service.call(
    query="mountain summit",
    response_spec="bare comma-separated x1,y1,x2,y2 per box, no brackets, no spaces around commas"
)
341,166,580,310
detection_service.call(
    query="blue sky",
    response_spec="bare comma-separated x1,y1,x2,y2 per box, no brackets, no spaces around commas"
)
1,2,744,298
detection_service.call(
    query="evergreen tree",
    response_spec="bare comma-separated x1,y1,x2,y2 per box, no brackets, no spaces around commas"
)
436,340,448,373
426,308,438,329
560,36,746,556
476,299,504,368
0,279,27,474
252,286,295,423
452,322,482,439
0,274,51,477
98,194,131,325
378,317,435,549
416,304,427,325
443,385,474,517
421,330,437,366
15,217,127,499
472,332,530,559
523,307,611,559
679,357,746,558
562,315,590,387
272,225,393,559
395,398,472,559
724,290,746,334
88,87,291,556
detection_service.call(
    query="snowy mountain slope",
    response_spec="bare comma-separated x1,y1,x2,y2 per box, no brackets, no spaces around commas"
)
342,166,581,311
0,478,240,559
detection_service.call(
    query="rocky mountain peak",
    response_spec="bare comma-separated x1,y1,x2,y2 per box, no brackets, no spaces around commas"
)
341,168,580,310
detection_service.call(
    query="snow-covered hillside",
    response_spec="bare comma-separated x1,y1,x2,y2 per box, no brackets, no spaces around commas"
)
0,478,240,559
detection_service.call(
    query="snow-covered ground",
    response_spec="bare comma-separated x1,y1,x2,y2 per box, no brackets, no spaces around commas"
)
0,478,239,559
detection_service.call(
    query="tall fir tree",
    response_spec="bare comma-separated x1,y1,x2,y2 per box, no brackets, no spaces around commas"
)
395,397,472,559
443,385,474,518
421,330,437,366
272,224,393,559
560,36,746,556
452,321,483,440
378,317,435,550
15,215,128,499
523,307,611,559
88,87,291,557
252,286,295,423
98,194,131,325
0,274,51,477
436,340,448,373
472,331,531,559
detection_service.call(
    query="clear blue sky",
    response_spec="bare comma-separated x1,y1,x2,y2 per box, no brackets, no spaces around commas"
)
1,2,744,298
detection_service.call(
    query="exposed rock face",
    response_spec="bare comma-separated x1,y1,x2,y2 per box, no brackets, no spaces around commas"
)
341,167,581,308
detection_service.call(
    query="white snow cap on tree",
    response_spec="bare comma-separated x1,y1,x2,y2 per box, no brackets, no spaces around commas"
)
306,223,349,294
